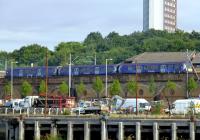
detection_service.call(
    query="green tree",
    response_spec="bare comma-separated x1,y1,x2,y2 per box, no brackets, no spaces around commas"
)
54,42,85,66
164,80,176,94
21,80,32,97
92,77,104,98
76,81,86,98
187,77,198,95
164,80,176,114
109,79,121,96
39,80,46,94
3,82,11,97
12,44,48,66
59,81,69,96
126,80,138,97
148,76,156,96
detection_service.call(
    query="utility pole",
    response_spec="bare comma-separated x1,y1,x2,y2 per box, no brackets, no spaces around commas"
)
135,60,138,115
105,59,112,97
186,49,189,98
11,61,18,100
45,48,48,117
69,53,71,97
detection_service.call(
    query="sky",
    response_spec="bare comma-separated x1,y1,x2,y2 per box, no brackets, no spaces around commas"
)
0,0,199,52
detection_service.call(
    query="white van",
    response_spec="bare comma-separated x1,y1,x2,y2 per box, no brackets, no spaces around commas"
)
19,96,39,109
170,98,200,115
113,98,151,112
4,99,24,110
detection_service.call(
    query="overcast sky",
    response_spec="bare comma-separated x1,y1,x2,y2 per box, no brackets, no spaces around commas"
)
0,0,199,52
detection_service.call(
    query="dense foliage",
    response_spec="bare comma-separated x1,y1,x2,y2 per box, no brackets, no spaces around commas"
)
126,80,138,97
92,76,104,98
187,77,198,95
0,30,200,69
148,76,156,96
109,79,121,96
21,80,32,97
39,80,46,94
76,81,86,98
59,81,69,96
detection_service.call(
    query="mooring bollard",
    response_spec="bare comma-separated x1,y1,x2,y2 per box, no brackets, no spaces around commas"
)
5,108,8,114
56,108,59,115
12,108,15,115
34,108,36,115
41,108,44,115
48,108,51,115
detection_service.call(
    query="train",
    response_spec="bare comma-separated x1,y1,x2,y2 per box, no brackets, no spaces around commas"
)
5,62,189,78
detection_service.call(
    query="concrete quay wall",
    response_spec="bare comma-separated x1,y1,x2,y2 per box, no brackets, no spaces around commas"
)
1,116,200,140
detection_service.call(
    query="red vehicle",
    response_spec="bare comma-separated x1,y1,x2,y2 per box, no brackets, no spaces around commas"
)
33,95,76,109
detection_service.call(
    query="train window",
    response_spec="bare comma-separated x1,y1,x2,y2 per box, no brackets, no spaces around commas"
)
136,65,142,73
19,69,23,77
37,69,42,77
148,65,159,72
79,67,85,74
168,64,174,70
143,65,148,71
160,65,167,73
95,67,100,74
108,66,114,73
74,68,79,75
174,64,180,71
128,65,135,72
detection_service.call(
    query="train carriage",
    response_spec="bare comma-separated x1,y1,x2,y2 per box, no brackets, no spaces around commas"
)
118,62,188,74
6,66,57,78
59,64,117,76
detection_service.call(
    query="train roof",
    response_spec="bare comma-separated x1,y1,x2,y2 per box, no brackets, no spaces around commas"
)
61,64,116,67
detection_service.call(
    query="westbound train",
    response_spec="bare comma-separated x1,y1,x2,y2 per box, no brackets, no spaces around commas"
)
5,62,189,78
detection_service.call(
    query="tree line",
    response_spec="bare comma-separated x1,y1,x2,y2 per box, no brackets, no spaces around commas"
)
0,29,200,69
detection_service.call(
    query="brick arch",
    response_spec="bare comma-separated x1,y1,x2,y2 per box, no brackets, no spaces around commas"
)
158,84,185,102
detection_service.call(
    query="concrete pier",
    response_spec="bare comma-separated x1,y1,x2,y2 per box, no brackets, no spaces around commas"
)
171,123,176,140
136,122,141,140
51,123,57,137
118,122,124,140
5,122,9,140
101,121,107,140
190,122,195,140
34,121,40,140
84,122,90,140
153,122,159,140
18,121,24,140
2,117,200,140
67,122,73,140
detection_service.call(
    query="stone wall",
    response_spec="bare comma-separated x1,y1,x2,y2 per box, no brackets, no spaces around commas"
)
0,73,198,101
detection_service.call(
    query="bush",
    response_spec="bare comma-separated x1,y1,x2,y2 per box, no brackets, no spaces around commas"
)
151,103,164,115
63,109,71,115
41,134,63,140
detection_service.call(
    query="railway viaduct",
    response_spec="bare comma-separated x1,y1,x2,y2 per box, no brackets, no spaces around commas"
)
0,73,199,102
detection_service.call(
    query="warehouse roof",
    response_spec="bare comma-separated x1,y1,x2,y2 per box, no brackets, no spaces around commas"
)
124,52,197,64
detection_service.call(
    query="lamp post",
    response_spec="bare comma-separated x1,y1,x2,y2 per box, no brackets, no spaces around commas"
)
11,61,18,100
69,54,72,97
105,59,112,97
